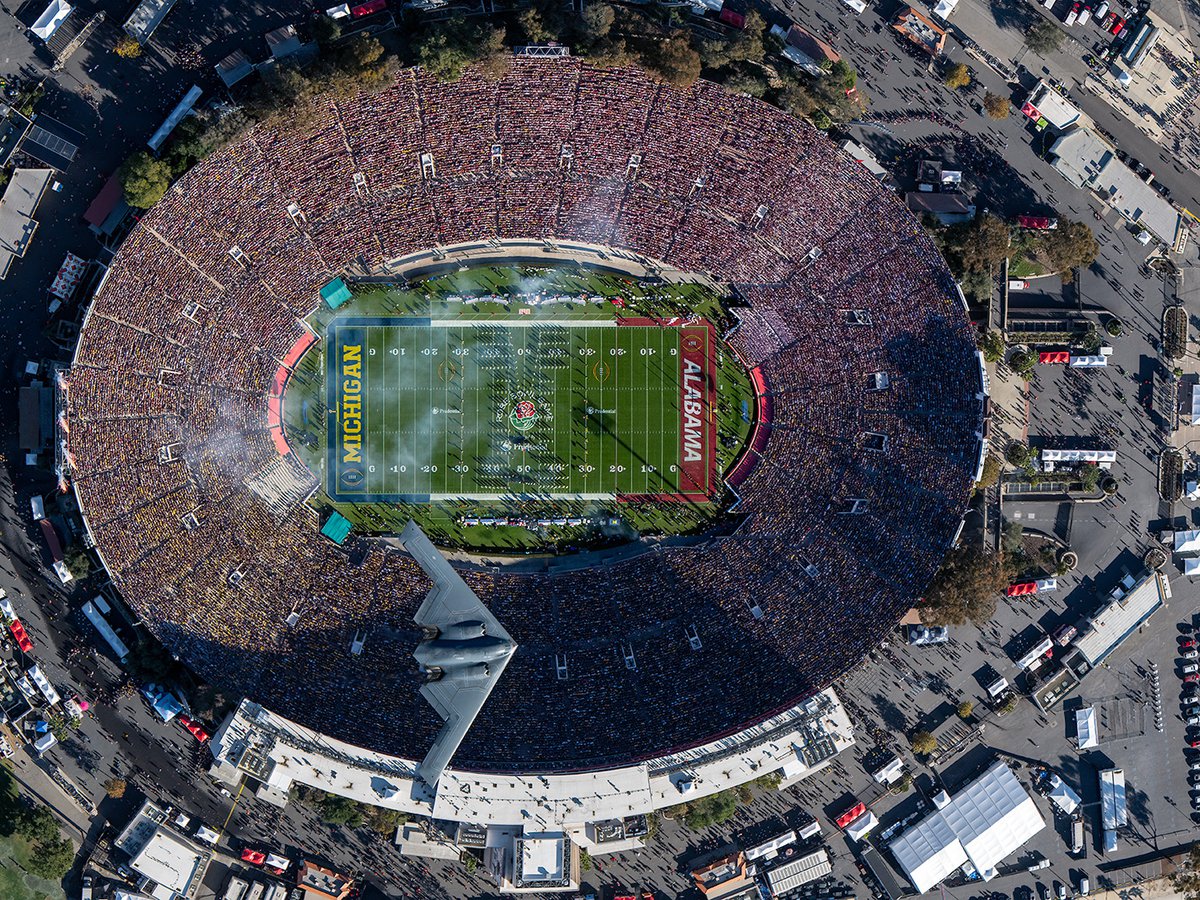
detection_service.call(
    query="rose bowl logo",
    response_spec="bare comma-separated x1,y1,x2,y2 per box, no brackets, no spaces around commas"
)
339,467,365,489
510,400,539,432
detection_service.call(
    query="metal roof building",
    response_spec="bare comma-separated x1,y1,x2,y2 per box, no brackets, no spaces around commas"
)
1072,571,1168,666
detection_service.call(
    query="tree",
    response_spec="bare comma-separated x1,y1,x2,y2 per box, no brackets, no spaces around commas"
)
1026,20,1063,55
943,62,971,90
1005,441,1032,468
978,330,1005,363
637,33,701,90
1040,220,1099,277
942,214,1011,274
957,700,975,719
518,8,553,43
120,151,173,209
778,77,818,117
115,36,142,59
318,795,364,827
976,454,1002,490
580,848,593,871
414,17,507,82
579,3,615,42
1170,844,1200,900
28,834,74,880
983,91,1010,119
683,790,738,829
920,546,1012,626
103,778,127,799
911,730,937,755
311,15,343,47
64,547,90,581
1009,348,1037,379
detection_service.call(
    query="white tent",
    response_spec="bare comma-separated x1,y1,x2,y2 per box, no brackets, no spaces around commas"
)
1188,481,1200,500
1075,707,1098,749
1176,530,1200,555
1046,774,1081,814
932,0,959,16
31,0,72,40
845,811,878,843
890,762,1045,892
1192,384,1200,426
1069,355,1108,368
1185,558,1200,577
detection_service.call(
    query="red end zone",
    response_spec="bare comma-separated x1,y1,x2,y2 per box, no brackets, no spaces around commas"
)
617,317,717,503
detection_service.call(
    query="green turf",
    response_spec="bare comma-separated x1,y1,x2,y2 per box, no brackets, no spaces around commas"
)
285,265,756,549
328,320,703,500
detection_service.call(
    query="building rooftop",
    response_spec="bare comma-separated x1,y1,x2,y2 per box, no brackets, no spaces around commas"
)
1073,571,1168,666
129,828,205,895
892,6,947,54
1050,128,1181,245
1022,81,1084,132
298,861,353,900
0,168,52,278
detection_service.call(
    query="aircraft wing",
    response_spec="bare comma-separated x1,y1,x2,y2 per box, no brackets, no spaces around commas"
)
416,664,511,784
402,520,513,643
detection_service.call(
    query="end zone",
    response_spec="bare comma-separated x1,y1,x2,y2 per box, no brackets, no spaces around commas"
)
617,317,717,503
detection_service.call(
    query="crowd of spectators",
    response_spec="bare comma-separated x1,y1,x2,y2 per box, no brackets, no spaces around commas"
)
66,59,981,772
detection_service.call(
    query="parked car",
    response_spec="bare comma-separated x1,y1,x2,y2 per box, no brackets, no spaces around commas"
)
1110,15,1126,32
1037,884,1050,900
1183,649,1199,660
1191,794,1200,809
1184,664,1199,674
1183,637,1197,649
1184,673,1200,683
1188,737,1200,748
1055,883,1067,900
1095,0,1110,18
1078,5,1092,24
1078,876,1090,896
1064,2,1081,24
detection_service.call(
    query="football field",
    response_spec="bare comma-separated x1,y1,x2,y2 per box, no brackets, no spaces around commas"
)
326,317,715,502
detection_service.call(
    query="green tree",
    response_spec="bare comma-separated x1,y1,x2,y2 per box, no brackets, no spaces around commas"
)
976,454,1002,490
120,151,173,208
1009,348,1037,379
722,72,769,98
978,329,1005,363
1026,20,1063,54
637,33,701,89
942,214,1011,274
518,8,553,43
683,790,738,829
778,76,818,117
911,730,937,755
319,795,364,827
28,834,74,880
1170,844,1200,900
957,700,975,719
983,91,1010,119
579,3,615,41
580,848,593,871
18,806,60,845
311,15,343,46
920,546,1012,626
363,805,407,836
64,547,90,581
1040,220,1099,277
1005,441,1032,468
414,17,507,82
943,62,971,89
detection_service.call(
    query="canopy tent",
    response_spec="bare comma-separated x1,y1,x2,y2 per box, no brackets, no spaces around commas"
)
1046,774,1081,814
845,811,878,843
1192,384,1200,426
1075,707,1098,749
31,0,72,41
1186,558,1200,577
321,512,353,545
1176,530,1200,555
890,761,1045,893
321,277,352,309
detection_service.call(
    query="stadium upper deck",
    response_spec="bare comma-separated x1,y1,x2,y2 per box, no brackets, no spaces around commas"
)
65,60,984,772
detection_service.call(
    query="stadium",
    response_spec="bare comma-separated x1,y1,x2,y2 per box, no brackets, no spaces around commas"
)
65,59,985,817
